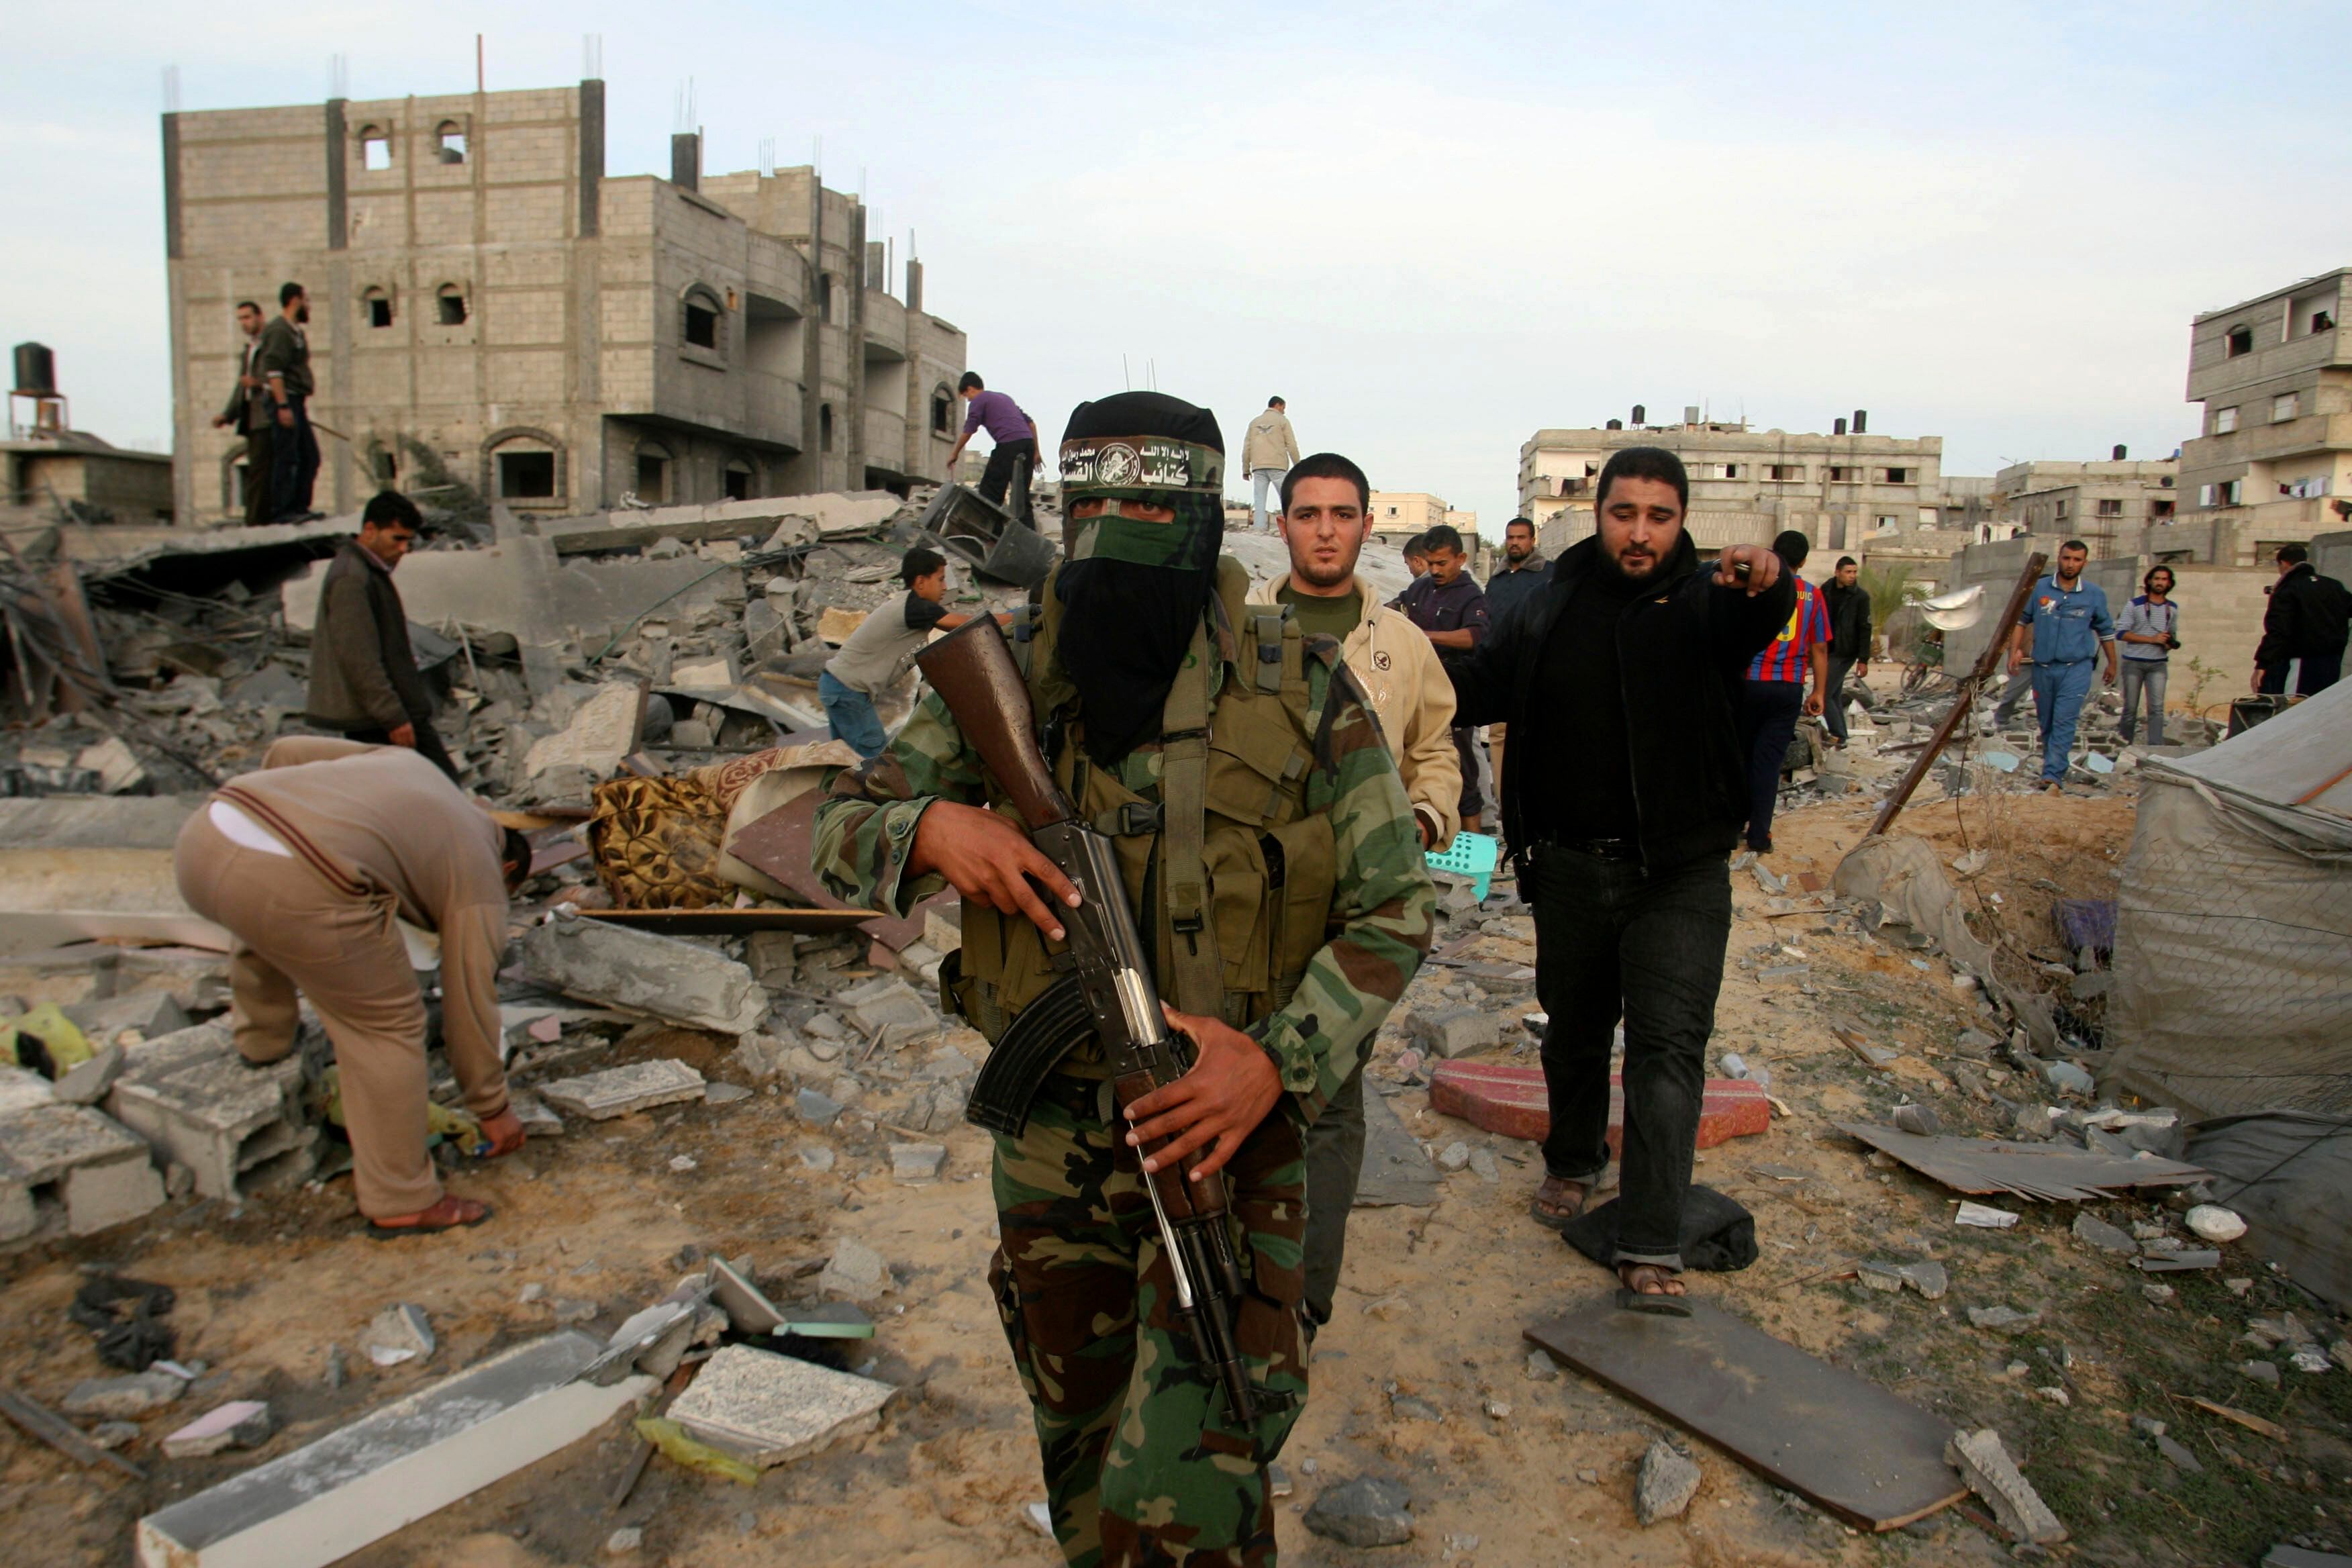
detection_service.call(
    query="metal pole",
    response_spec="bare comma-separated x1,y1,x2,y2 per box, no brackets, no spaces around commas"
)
1865,551,2049,839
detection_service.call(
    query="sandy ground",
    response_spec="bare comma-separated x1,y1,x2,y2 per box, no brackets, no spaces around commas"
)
4,783,2347,1567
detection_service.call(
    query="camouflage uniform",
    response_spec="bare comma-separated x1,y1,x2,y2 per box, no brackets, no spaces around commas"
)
814,558,1432,1566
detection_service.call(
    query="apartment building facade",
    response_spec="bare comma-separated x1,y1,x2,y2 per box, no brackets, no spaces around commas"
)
2175,268,2351,563
162,79,965,525
1988,455,2179,558
1518,415,1945,556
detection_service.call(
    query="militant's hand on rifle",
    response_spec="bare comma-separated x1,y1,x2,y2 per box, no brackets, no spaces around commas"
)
1122,1002,1283,1183
909,799,1081,942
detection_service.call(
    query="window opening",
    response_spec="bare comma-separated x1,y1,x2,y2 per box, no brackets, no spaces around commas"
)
2225,326,2253,357
685,300,719,349
436,123,467,164
364,290,393,328
2214,407,2238,436
499,452,556,499
724,462,752,501
636,454,668,503
437,286,467,326
372,450,397,485
820,403,835,452
361,130,390,171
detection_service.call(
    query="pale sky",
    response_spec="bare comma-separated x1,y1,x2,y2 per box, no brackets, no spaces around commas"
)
5,1,2348,534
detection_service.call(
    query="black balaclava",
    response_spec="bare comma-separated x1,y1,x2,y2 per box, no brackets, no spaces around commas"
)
1053,392,1226,765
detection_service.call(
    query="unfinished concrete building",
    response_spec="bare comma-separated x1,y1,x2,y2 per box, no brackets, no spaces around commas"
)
1520,411,1945,557
162,79,966,526
1988,454,2179,558
2174,267,2352,565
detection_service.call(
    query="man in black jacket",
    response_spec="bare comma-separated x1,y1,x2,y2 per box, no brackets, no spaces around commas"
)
1454,447,1792,1310
305,491,459,781
1821,555,1872,746
2253,543,2351,695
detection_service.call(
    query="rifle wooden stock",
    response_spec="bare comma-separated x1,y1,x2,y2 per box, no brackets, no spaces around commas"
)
914,616,1073,833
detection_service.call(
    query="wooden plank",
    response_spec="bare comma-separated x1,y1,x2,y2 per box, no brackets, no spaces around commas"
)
1525,1300,1967,1532
579,908,877,936
1837,1122,2208,1202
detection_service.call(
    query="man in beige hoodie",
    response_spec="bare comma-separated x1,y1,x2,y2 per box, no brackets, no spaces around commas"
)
1249,450,1458,1329
1241,396,1301,533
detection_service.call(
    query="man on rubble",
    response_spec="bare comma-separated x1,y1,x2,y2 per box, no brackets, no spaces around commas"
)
211,301,275,526
943,371,1042,524
173,737,529,1235
1241,395,1300,533
254,282,322,524
1395,524,1491,832
819,546,1006,761
1247,450,1458,1332
1480,517,1549,829
1453,446,1792,1309
2007,538,2117,791
306,490,460,783
1736,530,1829,853
1820,555,1873,747
814,391,1432,1565
2253,542,2351,695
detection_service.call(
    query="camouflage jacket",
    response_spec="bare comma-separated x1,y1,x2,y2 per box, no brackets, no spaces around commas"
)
812,561,1433,1124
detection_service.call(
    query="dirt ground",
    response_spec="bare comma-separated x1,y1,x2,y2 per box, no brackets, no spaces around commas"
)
3,785,2347,1567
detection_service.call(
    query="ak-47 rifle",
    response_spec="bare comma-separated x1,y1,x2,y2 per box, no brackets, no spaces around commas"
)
916,614,1256,1424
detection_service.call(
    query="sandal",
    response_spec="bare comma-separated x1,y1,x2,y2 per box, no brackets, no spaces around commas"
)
1614,1262,1691,1317
1528,1175,1589,1232
367,1194,493,1239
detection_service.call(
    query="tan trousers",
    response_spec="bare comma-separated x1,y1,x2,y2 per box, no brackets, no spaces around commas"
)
175,813,443,1218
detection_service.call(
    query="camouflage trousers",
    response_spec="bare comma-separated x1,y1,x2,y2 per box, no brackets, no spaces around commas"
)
990,1069,1310,1567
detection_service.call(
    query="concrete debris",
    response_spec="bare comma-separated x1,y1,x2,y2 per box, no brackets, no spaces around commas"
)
836,975,936,1040
161,1400,274,1459
134,1332,652,1568
519,917,766,1035
1892,1104,1940,1136
1945,1428,2067,1545
522,685,644,779
64,990,191,1050
1302,1476,1415,1547
362,1304,436,1367
62,1367,187,1419
1967,1306,2041,1334
106,1019,315,1200
1408,1008,1502,1060
1954,1202,2018,1229
1635,1439,1704,1525
889,1142,946,1183
796,1143,836,1173
536,1060,707,1122
794,1087,844,1126
816,1236,892,1302
605,1526,644,1554
2071,1214,2139,1256
0,1099,166,1239
52,1041,126,1106
2186,1204,2248,1243
663,1344,895,1468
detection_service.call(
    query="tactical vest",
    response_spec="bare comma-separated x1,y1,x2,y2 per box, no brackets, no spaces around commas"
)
944,558,1341,1066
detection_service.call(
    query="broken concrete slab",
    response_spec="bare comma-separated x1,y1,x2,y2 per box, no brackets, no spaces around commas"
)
663,1344,894,1468
134,1332,651,1568
113,948,233,1012
2071,1213,2139,1256
836,975,936,1038
52,1041,126,1106
107,1020,315,1200
1407,1008,1502,1060
161,1400,274,1459
816,1237,891,1302
1352,1086,1440,1208
362,1304,436,1367
0,1065,57,1116
1836,1122,2208,1202
1945,1428,2067,1544
523,684,644,780
518,916,766,1034
0,1101,166,1237
536,1060,707,1122
65,990,191,1049
889,1142,946,1183
64,1367,188,1419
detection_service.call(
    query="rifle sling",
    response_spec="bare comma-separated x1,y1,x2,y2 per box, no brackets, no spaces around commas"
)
1157,620,1225,1020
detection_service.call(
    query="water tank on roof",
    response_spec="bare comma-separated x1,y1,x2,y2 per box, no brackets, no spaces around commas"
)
1834,416,1848,436
2112,444,2127,461
1632,403,1647,426
1683,405,1700,426
1852,409,1869,434
13,342,55,395
1606,418,1622,431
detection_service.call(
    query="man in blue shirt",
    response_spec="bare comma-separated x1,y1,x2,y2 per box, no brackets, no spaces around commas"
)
2006,539,2117,789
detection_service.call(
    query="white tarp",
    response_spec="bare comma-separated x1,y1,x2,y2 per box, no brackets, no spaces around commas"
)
2107,679,2352,1120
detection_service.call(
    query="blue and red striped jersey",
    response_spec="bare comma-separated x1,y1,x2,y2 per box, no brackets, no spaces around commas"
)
1747,575,1830,682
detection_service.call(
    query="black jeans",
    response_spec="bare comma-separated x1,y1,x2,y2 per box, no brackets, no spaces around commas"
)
978,438,1036,524
349,718,460,784
1300,1058,1366,1327
271,397,321,519
1822,656,1856,742
1736,679,1804,850
2259,654,2342,696
1451,724,1485,823
1530,843,1731,1269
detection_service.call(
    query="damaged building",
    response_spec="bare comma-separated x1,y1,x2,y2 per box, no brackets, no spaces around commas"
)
162,77,966,526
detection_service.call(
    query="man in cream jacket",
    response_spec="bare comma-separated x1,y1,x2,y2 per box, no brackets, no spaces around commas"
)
1248,450,1459,1330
